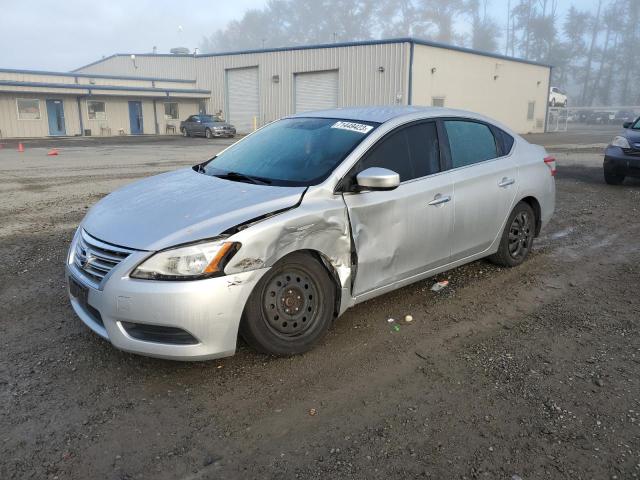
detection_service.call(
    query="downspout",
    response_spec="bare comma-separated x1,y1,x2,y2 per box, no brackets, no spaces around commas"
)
76,95,85,136
543,66,553,133
153,98,159,134
407,41,414,106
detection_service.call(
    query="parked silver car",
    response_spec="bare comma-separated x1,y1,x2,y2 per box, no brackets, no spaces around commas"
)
66,106,556,360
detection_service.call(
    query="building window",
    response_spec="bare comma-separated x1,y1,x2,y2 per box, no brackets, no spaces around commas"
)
87,100,106,120
16,98,41,120
432,97,445,107
164,102,179,120
527,101,535,121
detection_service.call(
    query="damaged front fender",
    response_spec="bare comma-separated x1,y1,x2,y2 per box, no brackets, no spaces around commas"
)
224,188,354,313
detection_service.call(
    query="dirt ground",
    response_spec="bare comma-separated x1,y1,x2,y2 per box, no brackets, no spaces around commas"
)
1,136,639,480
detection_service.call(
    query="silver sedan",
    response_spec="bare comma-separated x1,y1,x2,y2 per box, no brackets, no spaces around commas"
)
66,106,556,360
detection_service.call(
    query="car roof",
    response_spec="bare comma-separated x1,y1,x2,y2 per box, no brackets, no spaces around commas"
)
289,105,503,126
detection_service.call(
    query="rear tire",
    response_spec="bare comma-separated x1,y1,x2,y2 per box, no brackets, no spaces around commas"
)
489,202,536,268
181,128,189,137
240,252,335,356
604,171,625,185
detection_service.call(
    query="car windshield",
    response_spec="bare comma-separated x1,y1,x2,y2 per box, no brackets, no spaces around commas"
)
201,117,379,186
201,115,222,122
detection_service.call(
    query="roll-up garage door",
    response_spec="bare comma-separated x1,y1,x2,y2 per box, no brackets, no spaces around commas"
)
295,70,339,113
226,67,259,133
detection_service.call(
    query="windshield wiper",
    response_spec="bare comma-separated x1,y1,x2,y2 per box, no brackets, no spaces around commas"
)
214,171,272,185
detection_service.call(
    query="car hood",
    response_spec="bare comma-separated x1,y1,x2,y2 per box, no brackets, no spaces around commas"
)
82,168,305,251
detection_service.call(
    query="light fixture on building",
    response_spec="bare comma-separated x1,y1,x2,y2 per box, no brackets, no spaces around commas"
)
493,75,499,80
378,66,385,73
130,54,138,69
272,75,280,83
431,67,437,74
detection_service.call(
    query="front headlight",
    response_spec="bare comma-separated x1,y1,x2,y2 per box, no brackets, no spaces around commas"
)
131,239,239,280
611,136,631,149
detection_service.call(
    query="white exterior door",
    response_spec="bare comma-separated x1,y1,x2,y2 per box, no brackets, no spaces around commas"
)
295,70,339,113
226,67,259,133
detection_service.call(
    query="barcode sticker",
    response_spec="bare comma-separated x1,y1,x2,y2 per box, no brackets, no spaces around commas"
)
331,121,374,134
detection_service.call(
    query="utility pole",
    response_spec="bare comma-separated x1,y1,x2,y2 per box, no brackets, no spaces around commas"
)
505,0,511,56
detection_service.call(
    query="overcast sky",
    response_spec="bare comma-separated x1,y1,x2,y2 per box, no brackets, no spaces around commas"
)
0,0,601,72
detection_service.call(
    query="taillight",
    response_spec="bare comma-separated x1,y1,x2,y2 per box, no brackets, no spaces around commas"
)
544,156,557,177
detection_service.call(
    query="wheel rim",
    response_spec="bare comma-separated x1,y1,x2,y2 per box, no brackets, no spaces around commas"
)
182,129,187,137
206,130,212,138
262,268,320,338
508,211,533,259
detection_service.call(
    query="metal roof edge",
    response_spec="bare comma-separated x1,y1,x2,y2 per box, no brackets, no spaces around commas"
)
72,36,552,72
197,37,552,68
0,67,196,83
0,80,210,95
410,38,553,68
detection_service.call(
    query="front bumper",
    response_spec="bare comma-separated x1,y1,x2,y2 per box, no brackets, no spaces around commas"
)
212,128,236,137
604,146,640,177
66,249,268,361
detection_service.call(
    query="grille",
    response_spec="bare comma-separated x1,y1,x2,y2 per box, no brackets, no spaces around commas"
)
623,148,640,157
73,230,133,287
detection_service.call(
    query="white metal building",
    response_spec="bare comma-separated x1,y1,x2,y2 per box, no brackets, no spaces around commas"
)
0,69,209,138
0,38,551,138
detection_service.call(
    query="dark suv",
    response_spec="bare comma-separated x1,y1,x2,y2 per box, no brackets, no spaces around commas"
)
180,115,236,138
603,117,640,184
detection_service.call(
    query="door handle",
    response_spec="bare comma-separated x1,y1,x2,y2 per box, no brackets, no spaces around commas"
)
428,194,451,206
498,177,515,188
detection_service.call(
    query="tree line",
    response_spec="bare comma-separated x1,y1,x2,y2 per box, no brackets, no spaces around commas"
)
201,0,640,107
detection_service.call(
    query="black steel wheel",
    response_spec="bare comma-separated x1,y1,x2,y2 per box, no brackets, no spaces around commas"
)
240,252,335,355
489,202,536,267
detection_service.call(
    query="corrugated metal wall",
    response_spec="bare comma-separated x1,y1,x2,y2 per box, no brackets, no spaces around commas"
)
75,55,197,80
411,44,551,133
0,93,202,138
0,94,80,138
195,42,409,127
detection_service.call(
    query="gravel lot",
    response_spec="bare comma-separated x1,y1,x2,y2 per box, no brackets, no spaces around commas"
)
1,135,639,480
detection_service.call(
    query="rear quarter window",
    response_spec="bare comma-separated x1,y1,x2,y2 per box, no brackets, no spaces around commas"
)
495,128,515,155
444,120,498,168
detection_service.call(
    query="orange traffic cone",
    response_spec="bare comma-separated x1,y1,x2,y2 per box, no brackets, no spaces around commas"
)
17,143,24,152
47,148,59,156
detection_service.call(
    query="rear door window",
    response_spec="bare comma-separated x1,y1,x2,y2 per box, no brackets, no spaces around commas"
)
444,120,498,168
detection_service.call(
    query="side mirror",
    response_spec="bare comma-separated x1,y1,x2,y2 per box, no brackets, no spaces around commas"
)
623,121,631,129
356,167,400,191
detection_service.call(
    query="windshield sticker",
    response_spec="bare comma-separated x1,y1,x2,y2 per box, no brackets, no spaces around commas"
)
331,121,373,134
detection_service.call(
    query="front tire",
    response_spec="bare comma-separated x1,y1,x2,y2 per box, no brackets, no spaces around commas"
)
205,128,213,139
489,202,536,267
240,252,335,356
604,171,625,185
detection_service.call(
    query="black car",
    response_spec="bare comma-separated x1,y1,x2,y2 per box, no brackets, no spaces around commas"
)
180,115,236,138
603,117,640,184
